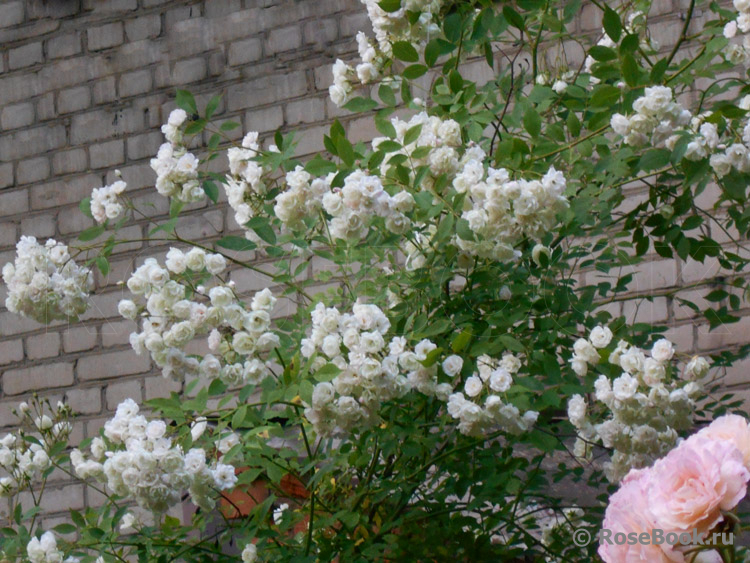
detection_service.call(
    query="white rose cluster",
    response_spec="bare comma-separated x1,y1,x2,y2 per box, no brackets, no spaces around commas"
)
123,251,280,385
446,354,538,436
566,327,708,482
150,109,205,203
329,0,443,106
723,0,750,64
26,531,65,563
225,131,269,240
302,301,450,435
0,401,70,498
456,163,569,262
2,236,93,323
71,398,238,513
610,86,692,148
90,179,127,224
372,112,462,182
273,164,415,242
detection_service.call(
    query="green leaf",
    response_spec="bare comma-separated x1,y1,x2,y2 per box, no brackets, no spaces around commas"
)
378,0,401,12
403,124,422,146
602,7,622,42
78,224,104,242
205,94,221,119
245,217,277,244
314,363,341,382
175,89,197,114
79,197,93,219
305,155,338,176
95,256,109,276
378,85,397,106
589,84,621,108
343,97,379,113
203,180,219,203
403,64,428,79
638,148,671,171
451,329,472,353
149,217,177,235
216,236,256,251
220,121,240,131
392,41,419,63
375,114,397,138
336,136,355,167
456,218,475,241
523,107,542,138
621,53,639,87
503,6,524,30
588,45,617,61
184,118,207,135
54,523,77,534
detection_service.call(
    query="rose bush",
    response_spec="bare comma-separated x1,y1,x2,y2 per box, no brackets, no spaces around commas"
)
2,0,750,560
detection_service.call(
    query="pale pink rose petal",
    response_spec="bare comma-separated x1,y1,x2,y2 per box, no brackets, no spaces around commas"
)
598,467,683,563
697,414,750,469
648,434,749,536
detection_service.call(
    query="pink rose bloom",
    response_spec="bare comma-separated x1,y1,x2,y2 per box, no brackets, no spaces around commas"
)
697,414,750,469
649,434,749,536
599,468,682,563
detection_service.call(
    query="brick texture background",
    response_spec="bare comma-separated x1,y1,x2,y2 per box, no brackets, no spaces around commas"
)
0,0,747,523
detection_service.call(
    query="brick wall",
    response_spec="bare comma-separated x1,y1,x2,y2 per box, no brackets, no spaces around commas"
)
0,0,746,523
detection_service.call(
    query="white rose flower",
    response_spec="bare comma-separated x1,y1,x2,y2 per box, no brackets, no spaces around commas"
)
589,325,613,348
442,355,463,377
650,338,674,362
464,376,484,397
118,299,138,320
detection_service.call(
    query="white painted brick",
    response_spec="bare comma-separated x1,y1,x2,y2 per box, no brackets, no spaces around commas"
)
57,86,91,114
20,212,56,238
244,105,283,133
52,148,88,175
119,68,153,98
46,33,82,59
65,386,102,415
90,139,125,169
1,102,34,130
62,325,98,353
0,2,24,28
0,340,23,365
26,332,61,361
2,362,74,395
0,163,13,189
267,25,301,55
227,37,262,66
8,42,43,69
125,14,162,41
106,379,142,410
16,156,50,185
0,221,16,248
87,22,124,51
144,374,182,400
101,320,135,347
76,350,151,381
0,190,28,217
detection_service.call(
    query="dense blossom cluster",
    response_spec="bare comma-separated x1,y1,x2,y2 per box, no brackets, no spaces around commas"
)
2,236,93,323
122,249,280,385
90,179,127,224
26,532,69,563
567,326,708,482
225,131,268,241
600,415,750,562
723,0,750,64
446,354,538,436
0,401,71,498
329,0,443,105
302,301,451,435
150,109,206,203
457,164,569,261
611,86,692,148
71,399,237,513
